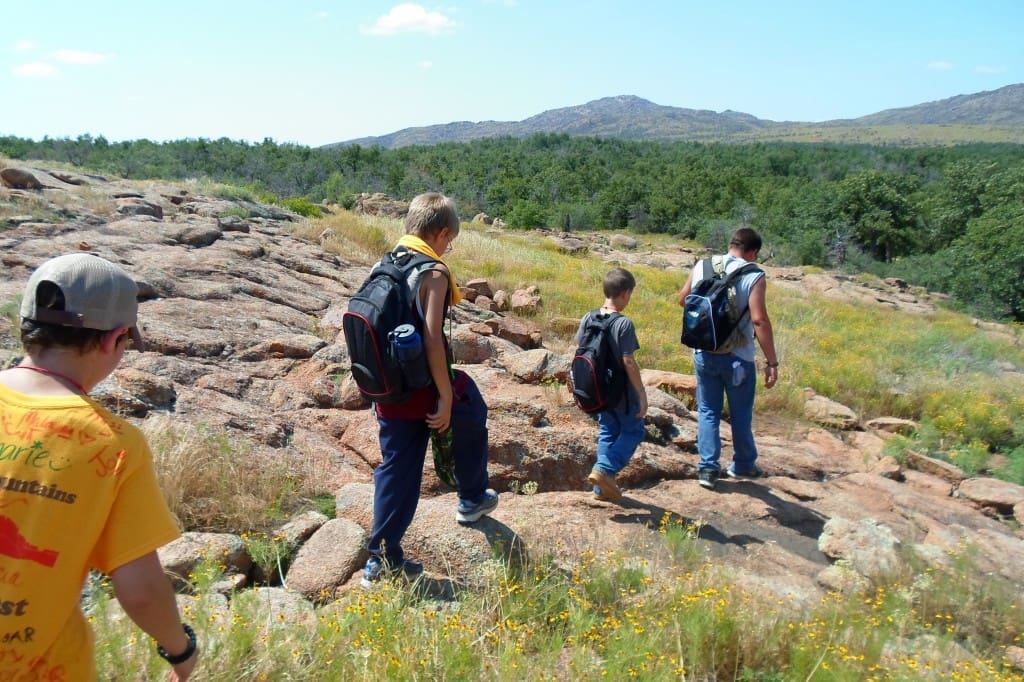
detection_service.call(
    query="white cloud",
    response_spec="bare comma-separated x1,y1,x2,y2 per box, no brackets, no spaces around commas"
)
13,40,36,52
362,3,457,36
975,64,1006,74
12,62,59,78
53,49,109,64
926,60,954,72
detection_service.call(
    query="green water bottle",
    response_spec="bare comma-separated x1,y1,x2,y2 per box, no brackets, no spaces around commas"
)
431,427,456,487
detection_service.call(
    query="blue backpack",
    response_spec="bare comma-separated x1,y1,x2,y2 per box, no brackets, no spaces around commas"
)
681,257,761,352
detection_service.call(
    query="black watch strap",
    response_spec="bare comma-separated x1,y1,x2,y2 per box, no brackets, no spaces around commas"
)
157,623,197,665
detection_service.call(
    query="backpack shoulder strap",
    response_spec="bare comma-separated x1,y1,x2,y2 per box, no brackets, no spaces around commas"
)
590,310,622,328
693,257,716,283
723,262,762,285
391,246,438,273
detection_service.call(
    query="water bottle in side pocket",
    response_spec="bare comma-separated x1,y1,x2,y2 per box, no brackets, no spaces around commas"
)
389,324,432,389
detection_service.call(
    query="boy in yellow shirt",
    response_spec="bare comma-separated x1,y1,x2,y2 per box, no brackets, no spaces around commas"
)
0,254,198,680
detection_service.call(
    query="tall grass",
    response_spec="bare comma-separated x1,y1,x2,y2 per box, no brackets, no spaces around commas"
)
143,414,335,533
89,518,1024,680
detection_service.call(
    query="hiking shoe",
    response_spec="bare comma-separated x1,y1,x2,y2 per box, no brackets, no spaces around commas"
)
698,469,719,490
592,485,616,502
726,464,764,480
587,469,622,502
360,555,423,589
456,489,499,524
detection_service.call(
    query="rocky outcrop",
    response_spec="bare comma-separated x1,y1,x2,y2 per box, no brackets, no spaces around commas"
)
353,192,407,218
1,164,1021,626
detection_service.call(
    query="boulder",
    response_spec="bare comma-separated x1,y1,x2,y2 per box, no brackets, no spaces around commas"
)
117,197,164,219
158,532,253,589
957,477,1024,515
865,416,918,436
610,234,638,250
1,167,43,190
818,517,901,578
284,518,367,601
485,317,543,349
802,388,859,429
464,278,494,299
354,192,407,218
510,289,543,316
903,450,966,483
550,236,588,255
503,348,569,384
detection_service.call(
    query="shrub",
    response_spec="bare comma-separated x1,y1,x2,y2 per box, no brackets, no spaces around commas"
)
217,206,250,219
279,196,323,218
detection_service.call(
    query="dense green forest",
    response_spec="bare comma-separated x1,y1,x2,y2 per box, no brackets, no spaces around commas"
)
2,134,1023,321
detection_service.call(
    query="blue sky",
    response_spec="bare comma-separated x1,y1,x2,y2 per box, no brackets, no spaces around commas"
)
2,1,1021,147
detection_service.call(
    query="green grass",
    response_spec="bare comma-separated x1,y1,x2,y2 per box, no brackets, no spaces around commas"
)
88,524,1024,680
0,296,21,327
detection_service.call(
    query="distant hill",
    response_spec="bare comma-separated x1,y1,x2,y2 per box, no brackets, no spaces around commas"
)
325,84,1024,149
850,83,1024,126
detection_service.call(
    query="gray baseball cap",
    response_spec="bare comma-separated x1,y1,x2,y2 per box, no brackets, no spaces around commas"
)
20,253,145,350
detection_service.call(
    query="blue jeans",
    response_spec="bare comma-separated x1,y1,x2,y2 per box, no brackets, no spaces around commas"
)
694,352,758,473
369,371,490,561
594,400,645,477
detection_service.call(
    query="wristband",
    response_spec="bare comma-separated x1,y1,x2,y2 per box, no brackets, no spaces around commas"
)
766,361,779,368
157,623,197,665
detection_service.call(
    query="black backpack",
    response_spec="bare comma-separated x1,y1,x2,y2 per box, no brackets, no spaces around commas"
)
342,248,437,404
570,311,626,413
681,257,762,352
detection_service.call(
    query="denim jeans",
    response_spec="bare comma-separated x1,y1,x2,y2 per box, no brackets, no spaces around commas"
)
694,352,758,472
595,400,646,477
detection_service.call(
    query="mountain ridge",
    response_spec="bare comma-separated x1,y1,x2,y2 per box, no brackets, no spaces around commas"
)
327,84,1024,149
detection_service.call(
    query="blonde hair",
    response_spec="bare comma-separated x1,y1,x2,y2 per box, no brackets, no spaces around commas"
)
405,192,460,238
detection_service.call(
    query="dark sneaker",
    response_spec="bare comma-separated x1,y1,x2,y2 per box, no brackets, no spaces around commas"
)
587,469,622,502
726,464,764,479
456,489,499,524
360,555,423,589
698,469,719,490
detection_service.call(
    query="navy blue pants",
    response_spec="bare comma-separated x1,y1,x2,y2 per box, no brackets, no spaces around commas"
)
368,370,490,562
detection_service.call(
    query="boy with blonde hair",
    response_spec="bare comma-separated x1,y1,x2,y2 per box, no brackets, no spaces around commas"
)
362,192,498,587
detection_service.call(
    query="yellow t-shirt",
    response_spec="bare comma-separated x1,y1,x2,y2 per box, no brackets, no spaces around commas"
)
0,384,180,680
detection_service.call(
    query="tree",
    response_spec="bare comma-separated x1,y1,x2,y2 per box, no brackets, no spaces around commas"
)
506,199,547,229
836,170,921,262
948,203,1024,321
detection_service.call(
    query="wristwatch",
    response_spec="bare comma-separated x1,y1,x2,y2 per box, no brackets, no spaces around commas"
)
766,361,779,368
157,623,197,665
